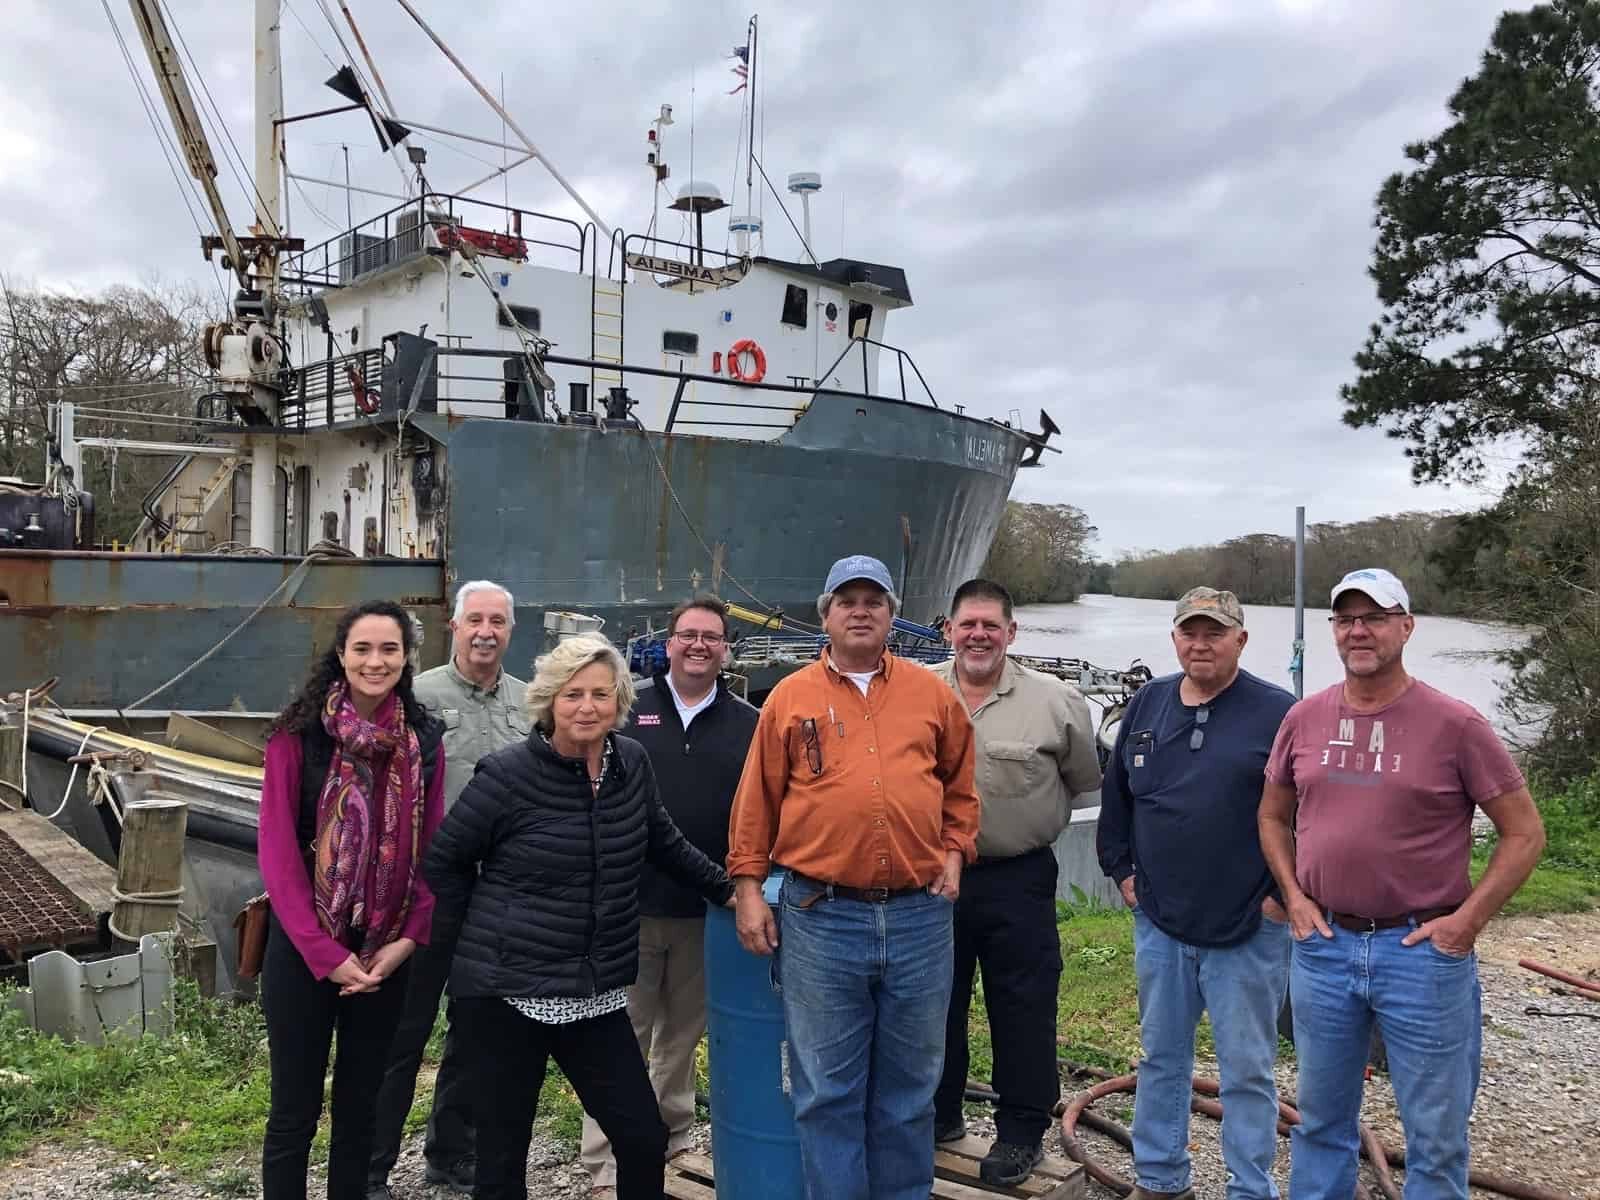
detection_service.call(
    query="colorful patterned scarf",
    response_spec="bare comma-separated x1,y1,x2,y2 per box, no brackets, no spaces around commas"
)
312,680,424,960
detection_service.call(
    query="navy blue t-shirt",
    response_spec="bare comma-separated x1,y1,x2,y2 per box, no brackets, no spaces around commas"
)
1097,668,1294,947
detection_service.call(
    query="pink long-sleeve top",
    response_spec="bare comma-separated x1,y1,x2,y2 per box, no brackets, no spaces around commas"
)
258,701,447,980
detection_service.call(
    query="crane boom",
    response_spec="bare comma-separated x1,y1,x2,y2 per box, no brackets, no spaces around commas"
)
125,0,249,288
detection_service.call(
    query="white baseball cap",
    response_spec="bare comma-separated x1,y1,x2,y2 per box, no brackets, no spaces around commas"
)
1330,568,1410,613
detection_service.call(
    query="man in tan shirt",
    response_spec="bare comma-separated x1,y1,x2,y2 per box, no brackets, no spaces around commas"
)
930,579,1101,1185
728,553,979,1200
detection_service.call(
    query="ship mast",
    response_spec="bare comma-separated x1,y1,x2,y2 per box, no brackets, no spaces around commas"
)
127,0,298,550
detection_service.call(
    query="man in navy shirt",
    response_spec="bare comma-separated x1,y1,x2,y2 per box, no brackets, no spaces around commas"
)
1097,587,1295,1200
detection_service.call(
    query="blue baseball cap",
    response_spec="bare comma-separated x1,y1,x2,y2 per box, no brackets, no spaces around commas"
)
824,554,895,595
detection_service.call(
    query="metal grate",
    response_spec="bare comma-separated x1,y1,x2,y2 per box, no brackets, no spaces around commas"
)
0,829,101,960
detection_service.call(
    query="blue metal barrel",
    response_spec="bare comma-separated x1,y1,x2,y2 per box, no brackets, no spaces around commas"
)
704,873,803,1199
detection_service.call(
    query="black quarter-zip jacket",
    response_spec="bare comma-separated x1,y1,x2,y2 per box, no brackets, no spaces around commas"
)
422,729,733,1001
630,673,759,919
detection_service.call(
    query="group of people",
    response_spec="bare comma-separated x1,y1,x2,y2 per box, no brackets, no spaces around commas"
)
257,581,745,1200
1098,569,1545,1200
254,553,1545,1200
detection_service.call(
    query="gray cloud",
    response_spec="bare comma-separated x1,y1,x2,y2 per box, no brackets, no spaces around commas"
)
1,0,1521,553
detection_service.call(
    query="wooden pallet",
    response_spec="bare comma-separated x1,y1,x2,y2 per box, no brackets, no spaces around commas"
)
665,1139,1086,1200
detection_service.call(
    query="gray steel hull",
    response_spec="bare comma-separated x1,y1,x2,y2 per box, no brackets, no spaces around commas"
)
2,390,1026,710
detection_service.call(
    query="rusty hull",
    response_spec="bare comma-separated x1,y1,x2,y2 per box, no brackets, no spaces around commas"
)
1,551,446,710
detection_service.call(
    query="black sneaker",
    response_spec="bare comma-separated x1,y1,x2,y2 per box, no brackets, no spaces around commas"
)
424,1155,476,1194
933,1117,968,1145
978,1140,1044,1187
365,1187,394,1200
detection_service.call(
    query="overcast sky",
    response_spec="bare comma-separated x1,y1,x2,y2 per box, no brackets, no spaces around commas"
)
1,1,1524,555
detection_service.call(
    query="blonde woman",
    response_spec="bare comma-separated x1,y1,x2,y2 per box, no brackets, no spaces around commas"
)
423,634,733,1200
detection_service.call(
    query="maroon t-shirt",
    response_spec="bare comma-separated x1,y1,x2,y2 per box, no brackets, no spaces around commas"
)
1265,680,1524,917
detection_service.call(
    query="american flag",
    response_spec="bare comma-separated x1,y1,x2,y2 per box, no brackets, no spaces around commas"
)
728,44,749,94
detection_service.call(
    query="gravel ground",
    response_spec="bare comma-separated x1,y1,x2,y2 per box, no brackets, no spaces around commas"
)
1066,911,1600,1200
3,913,1595,1200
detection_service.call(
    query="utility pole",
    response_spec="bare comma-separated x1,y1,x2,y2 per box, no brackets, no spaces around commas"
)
1292,505,1306,699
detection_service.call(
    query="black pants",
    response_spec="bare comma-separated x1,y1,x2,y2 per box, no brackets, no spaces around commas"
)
934,846,1064,1145
367,940,474,1185
260,915,411,1200
456,996,668,1200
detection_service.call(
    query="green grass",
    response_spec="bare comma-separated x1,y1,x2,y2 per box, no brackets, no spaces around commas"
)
0,978,271,1183
1472,847,1600,915
1473,770,1600,916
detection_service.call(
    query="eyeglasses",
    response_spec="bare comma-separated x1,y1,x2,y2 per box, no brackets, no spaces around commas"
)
800,717,823,776
671,630,727,646
1329,611,1400,631
1189,705,1210,752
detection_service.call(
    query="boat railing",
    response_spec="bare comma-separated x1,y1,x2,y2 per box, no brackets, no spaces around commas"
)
280,193,588,291
279,346,388,428
817,337,940,410
277,336,952,434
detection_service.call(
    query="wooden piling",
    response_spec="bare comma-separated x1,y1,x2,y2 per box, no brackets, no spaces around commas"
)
111,791,188,941
0,719,23,809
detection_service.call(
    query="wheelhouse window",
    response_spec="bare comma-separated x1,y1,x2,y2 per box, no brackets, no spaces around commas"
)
497,304,541,331
662,330,699,356
781,284,809,329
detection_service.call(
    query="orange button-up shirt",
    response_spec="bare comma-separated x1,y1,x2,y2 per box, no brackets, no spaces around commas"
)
727,650,980,889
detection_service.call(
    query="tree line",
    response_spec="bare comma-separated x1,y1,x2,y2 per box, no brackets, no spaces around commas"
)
1107,512,1472,615
978,501,1098,606
1,278,217,541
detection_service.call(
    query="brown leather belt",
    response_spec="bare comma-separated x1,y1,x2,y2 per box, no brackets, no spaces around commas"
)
1327,905,1456,933
789,873,925,905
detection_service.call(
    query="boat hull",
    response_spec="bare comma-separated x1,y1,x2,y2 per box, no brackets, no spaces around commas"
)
3,392,1025,709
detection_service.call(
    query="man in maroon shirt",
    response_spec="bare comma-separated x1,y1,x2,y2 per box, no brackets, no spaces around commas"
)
1259,568,1546,1200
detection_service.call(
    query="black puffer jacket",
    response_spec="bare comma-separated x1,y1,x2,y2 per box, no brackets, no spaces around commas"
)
423,730,733,1000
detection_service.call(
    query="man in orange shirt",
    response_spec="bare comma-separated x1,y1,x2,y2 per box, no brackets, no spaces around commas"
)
728,554,980,1200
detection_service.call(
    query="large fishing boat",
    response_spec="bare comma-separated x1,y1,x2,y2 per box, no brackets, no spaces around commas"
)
0,0,1059,715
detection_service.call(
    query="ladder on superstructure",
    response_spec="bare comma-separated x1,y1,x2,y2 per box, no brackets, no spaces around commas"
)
591,272,624,398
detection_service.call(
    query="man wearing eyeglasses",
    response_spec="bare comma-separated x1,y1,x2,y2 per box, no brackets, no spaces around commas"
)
1097,587,1295,1200
728,554,980,1200
580,594,758,1198
1260,568,1545,1200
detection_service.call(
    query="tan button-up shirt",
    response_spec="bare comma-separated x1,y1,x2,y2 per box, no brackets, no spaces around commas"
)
727,650,980,889
414,659,529,808
932,656,1101,860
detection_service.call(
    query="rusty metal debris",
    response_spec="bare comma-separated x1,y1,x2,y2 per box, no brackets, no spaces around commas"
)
1519,957,1600,999
0,828,101,960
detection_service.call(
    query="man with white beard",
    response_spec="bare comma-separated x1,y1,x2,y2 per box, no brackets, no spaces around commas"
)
368,581,529,1199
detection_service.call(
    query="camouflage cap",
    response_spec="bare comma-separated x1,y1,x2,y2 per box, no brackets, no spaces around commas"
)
1173,586,1245,629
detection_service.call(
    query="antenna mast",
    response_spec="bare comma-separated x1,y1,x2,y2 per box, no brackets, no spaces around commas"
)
745,15,758,222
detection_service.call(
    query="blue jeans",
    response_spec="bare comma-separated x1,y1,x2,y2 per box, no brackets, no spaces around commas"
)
1132,909,1290,1199
778,875,954,1200
1290,924,1481,1200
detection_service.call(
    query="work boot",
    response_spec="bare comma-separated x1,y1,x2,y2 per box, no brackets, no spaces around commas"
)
978,1139,1044,1186
423,1155,476,1194
1127,1189,1195,1200
934,1116,968,1145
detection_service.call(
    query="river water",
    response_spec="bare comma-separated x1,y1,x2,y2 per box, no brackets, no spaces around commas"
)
1013,593,1526,728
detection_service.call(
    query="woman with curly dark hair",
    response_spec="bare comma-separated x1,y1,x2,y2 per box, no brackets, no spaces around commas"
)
257,600,447,1200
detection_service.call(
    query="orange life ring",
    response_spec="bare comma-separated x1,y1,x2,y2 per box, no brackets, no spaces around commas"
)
727,338,767,385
